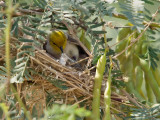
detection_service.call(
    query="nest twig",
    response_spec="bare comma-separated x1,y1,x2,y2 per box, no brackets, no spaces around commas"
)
18,47,131,118
0,36,131,118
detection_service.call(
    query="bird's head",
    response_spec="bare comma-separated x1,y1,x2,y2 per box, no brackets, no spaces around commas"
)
49,30,67,53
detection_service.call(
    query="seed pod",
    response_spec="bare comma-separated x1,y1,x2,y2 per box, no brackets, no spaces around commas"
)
126,80,145,102
115,38,128,53
139,58,160,102
117,25,132,42
145,79,155,103
135,66,144,93
120,52,133,75
151,67,160,87
141,42,148,55
92,53,106,120
116,23,132,54
134,34,146,55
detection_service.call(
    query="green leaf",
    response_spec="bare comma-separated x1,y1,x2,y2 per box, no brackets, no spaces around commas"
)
33,0,44,9
24,70,33,80
0,70,7,75
142,0,154,5
15,57,27,63
0,66,7,73
64,18,74,24
38,0,47,6
90,22,105,29
37,35,46,42
21,45,34,50
11,18,19,37
19,38,34,42
22,29,35,37
17,51,30,57
75,108,91,117
13,67,25,72
23,26,37,32
29,18,39,26
14,62,26,69
92,30,106,34
40,23,51,27
28,16,41,22
92,17,98,23
37,29,47,35
41,18,51,23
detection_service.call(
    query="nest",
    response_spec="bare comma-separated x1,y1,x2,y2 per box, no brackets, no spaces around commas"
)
0,37,131,118
19,47,129,117
24,48,95,109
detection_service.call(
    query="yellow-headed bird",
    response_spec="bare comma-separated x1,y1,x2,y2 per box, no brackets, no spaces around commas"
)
43,30,79,61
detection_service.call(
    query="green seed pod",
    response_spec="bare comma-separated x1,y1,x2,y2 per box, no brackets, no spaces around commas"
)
139,58,160,102
120,52,133,75
145,78,155,103
131,55,139,88
135,66,144,93
141,42,148,55
134,33,146,55
151,67,160,87
126,80,145,102
127,34,135,54
116,23,133,55
117,24,132,42
115,38,128,53
92,53,106,120
132,55,140,67
96,53,106,76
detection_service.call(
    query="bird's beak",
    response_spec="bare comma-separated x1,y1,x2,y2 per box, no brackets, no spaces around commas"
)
60,46,63,53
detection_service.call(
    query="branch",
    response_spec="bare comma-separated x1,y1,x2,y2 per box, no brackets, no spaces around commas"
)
113,7,160,59
1,2,159,29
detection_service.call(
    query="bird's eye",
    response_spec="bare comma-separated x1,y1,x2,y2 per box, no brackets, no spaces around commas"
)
52,42,56,46
52,42,63,52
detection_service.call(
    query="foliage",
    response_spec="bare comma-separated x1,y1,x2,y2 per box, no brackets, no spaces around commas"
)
0,0,160,120
0,103,10,120
43,104,91,120
119,0,145,31
115,26,160,103
121,104,160,120
148,47,159,70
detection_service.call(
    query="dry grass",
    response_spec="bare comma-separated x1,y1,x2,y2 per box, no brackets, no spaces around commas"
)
0,37,131,118
20,47,130,117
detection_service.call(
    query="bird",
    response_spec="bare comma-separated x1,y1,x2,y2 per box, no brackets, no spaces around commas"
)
43,30,80,61
64,42,79,61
